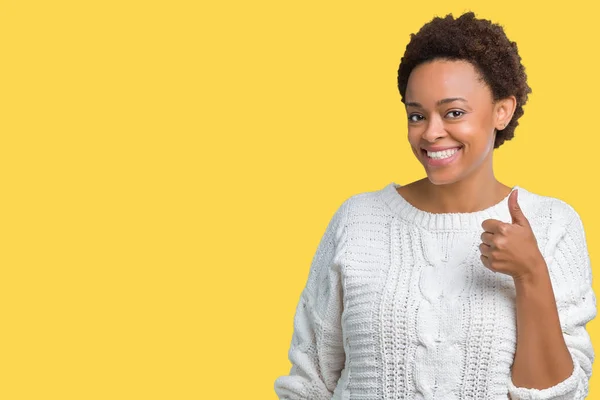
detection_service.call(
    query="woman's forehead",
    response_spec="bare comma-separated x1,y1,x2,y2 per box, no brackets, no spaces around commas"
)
405,60,491,104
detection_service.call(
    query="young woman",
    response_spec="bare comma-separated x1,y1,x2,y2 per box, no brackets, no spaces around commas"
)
274,12,596,399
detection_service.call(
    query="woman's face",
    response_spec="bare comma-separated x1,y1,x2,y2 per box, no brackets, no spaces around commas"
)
404,59,514,186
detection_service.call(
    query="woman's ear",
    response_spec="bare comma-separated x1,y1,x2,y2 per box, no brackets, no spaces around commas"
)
494,95,517,130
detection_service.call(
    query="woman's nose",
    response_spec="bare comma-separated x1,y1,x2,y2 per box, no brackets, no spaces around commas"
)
422,115,446,142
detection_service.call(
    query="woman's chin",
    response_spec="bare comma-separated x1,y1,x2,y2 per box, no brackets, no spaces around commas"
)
424,172,463,186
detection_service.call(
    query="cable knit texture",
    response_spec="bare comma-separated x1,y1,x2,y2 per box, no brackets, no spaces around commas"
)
274,182,596,400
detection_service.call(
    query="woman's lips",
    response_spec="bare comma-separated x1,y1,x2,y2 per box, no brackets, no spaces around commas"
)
422,146,463,167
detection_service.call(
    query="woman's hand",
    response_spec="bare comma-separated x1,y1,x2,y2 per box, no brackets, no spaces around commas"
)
480,189,547,281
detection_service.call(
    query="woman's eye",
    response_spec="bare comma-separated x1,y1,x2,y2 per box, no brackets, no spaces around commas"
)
408,114,423,122
447,110,464,119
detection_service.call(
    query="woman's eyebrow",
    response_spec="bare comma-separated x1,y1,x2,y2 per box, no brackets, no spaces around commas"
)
405,97,469,108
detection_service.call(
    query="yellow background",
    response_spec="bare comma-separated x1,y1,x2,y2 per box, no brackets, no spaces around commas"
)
1,0,599,399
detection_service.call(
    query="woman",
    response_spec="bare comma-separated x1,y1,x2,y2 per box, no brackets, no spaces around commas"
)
274,12,596,399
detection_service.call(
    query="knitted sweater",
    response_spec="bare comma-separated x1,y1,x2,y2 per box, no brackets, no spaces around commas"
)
274,182,596,400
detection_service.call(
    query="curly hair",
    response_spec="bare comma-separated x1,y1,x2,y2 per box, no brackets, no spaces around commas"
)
397,12,532,148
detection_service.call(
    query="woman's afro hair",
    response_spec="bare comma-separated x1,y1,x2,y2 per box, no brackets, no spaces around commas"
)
397,12,532,148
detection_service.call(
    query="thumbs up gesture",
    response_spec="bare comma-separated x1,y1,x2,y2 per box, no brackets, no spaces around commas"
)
480,189,546,281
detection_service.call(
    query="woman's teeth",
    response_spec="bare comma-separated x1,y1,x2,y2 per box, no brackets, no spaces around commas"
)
427,148,460,159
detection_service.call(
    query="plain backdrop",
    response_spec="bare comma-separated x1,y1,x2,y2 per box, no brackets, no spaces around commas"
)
1,1,599,399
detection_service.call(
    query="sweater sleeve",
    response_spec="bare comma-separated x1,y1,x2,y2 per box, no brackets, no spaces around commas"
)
508,208,597,400
274,199,350,400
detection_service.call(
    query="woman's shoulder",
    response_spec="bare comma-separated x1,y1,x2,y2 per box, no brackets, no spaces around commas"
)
322,183,400,232
518,186,581,227
340,182,399,212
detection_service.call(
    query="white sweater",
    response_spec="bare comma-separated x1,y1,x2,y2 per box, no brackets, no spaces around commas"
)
274,182,596,400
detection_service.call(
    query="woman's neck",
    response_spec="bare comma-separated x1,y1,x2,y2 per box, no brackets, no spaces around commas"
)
407,177,513,214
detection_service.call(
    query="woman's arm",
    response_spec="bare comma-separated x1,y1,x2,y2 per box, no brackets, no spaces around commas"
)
274,199,350,400
508,209,596,399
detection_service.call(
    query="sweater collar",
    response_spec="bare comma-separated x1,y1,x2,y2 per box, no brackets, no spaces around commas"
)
379,181,525,231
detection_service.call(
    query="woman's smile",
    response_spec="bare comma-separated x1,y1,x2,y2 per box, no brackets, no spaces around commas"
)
421,146,463,167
